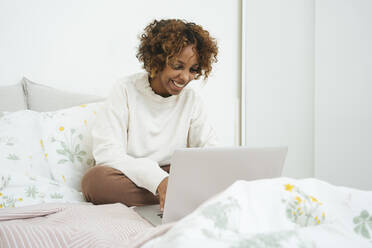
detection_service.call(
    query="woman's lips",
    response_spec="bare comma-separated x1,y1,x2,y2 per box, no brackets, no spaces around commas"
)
171,80,185,89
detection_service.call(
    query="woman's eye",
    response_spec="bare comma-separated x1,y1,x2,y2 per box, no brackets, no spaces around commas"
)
190,68,199,73
172,64,183,70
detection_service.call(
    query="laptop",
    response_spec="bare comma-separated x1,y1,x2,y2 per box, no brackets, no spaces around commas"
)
133,146,287,226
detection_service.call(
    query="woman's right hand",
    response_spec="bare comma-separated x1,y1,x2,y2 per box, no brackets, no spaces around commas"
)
157,177,168,211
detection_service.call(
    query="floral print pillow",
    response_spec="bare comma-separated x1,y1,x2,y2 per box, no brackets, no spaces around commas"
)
40,103,103,191
0,111,50,178
0,110,60,208
0,173,84,208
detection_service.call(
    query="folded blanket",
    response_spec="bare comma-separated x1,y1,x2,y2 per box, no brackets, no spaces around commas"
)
0,202,153,248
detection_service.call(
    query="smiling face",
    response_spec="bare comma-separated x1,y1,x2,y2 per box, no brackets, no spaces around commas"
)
150,45,200,97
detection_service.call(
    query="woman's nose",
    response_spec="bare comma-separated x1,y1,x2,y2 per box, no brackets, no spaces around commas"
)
180,70,191,83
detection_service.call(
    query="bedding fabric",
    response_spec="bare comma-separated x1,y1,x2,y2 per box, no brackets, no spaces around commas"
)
129,178,372,248
0,203,152,248
1,177,372,247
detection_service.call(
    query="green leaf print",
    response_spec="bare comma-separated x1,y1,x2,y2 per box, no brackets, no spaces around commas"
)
75,144,80,153
354,216,361,224
7,154,19,160
52,129,89,167
361,225,370,239
61,141,68,150
78,151,87,156
361,210,369,219
50,193,63,199
1,195,21,208
0,175,11,191
231,230,314,248
58,159,69,164
368,217,372,230
201,197,240,230
57,149,66,155
25,186,39,198
69,154,75,163
353,210,372,240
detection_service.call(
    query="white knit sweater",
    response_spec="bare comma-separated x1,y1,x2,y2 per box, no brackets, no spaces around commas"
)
91,72,219,195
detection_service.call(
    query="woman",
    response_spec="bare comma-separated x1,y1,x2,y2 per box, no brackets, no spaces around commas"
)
81,19,219,211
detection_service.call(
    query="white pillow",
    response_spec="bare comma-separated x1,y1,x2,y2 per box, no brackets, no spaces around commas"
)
23,77,105,112
0,83,27,112
0,111,50,178
0,111,73,208
40,103,104,191
0,173,84,208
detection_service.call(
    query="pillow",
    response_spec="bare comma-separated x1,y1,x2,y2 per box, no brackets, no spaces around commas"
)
0,111,50,178
40,102,104,191
22,77,105,112
0,83,27,112
0,173,84,208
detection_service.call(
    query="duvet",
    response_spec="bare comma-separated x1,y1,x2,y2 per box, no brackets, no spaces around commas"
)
129,178,372,248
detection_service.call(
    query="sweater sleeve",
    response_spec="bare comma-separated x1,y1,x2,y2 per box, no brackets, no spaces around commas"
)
91,82,168,195
188,94,219,148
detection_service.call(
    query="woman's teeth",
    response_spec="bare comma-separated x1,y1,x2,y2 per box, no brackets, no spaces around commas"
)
172,80,184,88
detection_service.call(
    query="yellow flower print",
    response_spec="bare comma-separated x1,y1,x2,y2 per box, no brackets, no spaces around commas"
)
40,139,44,149
59,126,65,131
283,184,325,227
45,153,48,158
62,175,66,182
80,104,87,108
314,216,320,224
18,198,23,202
285,184,294,192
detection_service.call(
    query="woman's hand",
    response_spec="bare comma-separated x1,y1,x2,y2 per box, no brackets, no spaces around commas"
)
157,177,168,211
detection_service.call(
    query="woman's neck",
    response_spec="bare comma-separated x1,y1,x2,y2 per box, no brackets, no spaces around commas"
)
148,75,171,98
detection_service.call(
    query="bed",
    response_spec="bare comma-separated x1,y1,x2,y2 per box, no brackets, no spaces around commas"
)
1,78,372,247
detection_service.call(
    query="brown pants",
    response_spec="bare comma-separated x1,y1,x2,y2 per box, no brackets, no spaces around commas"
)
81,165,170,207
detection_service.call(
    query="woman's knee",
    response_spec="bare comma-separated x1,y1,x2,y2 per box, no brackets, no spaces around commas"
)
81,166,116,203
81,165,159,206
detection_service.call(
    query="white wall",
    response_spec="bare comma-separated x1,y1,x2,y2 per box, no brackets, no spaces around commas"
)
315,0,372,190
244,0,315,178
0,0,240,146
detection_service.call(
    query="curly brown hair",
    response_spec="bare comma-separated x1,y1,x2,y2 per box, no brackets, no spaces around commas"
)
137,19,218,80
